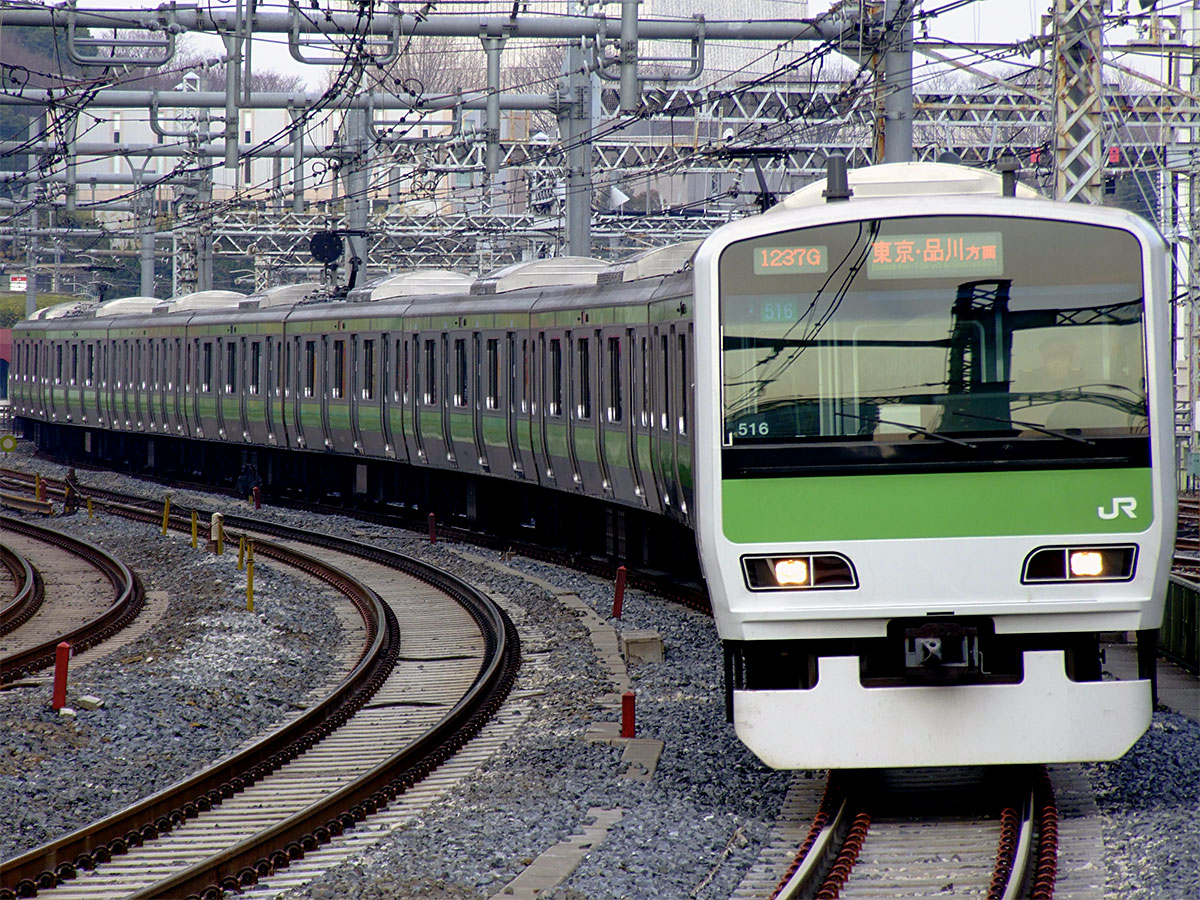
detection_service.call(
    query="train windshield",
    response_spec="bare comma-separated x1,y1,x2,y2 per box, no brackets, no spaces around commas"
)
719,215,1148,473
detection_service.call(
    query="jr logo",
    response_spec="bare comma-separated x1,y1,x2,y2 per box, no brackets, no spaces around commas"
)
1098,497,1138,520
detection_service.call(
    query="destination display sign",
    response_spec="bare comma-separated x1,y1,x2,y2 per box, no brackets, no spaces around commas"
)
752,245,830,275
867,232,1003,279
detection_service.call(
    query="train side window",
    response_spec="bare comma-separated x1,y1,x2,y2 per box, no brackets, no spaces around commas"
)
660,333,670,431
678,332,688,435
487,338,500,410
521,338,530,413
423,338,437,405
249,341,261,395
363,339,375,401
453,338,467,407
549,338,563,416
86,344,95,387
640,336,650,427
332,339,345,399
607,335,622,423
226,341,237,393
304,340,316,398
70,344,79,386
576,337,591,419
202,341,213,393
400,338,410,400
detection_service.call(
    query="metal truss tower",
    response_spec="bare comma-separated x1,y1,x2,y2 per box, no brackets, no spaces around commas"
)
1052,0,1106,203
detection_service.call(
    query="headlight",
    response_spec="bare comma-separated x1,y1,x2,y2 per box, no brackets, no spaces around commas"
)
741,553,858,591
1022,544,1137,583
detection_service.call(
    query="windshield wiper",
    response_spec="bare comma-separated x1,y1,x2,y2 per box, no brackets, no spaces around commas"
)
834,411,976,448
948,410,1094,445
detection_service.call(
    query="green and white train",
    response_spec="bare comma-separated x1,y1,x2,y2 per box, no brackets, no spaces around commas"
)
12,161,1175,768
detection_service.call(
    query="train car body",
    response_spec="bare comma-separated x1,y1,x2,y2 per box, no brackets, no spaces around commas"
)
693,162,1175,767
10,161,1175,769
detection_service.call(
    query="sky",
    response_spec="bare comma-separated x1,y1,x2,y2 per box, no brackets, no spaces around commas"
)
66,0,1174,91
66,0,1052,90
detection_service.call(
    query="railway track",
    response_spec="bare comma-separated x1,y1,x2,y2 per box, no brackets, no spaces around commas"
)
768,767,1056,900
0,515,144,686
0,487,520,900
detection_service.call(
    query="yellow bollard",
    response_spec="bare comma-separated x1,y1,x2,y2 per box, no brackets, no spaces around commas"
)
87,497,94,520
161,493,171,536
191,511,198,549
246,542,255,612
211,513,224,555
35,474,43,502
237,535,246,571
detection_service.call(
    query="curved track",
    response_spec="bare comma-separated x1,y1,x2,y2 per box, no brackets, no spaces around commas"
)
0,516,143,685
0,488,519,900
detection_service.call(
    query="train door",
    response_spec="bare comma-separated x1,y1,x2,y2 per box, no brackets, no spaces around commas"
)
448,334,475,471
579,329,610,495
238,337,252,441
380,333,399,459
348,335,364,453
672,323,693,521
168,337,182,435
296,336,320,450
215,338,231,439
509,333,535,479
83,341,99,426
534,332,558,485
439,333,454,465
256,337,272,444
600,328,638,502
473,333,493,473
649,324,681,516
409,335,427,463
383,334,405,461
357,334,386,456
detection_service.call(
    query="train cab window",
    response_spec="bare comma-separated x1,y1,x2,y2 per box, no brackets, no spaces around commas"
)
202,342,213,393
332,339,346,399
362,339,375,401
304,340,316,398
678,332,688,435
660,334,671,430
225,342,237,393
249,341,262,395
576,337,592,419
549,338,563,416
486,339,500,410
423,338,437,405
607,335,622,423
453,338,467,407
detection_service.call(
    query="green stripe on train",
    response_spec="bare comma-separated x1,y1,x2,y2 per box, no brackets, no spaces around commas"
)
721,468,1155,542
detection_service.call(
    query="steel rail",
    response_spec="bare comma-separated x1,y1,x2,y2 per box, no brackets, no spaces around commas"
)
0,539,395,899
0,542,42,636
0,515,143,686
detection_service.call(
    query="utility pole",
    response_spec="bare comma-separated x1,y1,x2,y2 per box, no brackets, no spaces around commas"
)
880,0,914,164
1052,0,1105,202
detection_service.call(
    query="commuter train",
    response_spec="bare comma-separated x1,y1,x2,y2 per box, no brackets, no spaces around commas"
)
10,161,1175,768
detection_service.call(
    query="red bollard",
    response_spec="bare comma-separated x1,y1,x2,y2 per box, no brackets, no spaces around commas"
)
621,690,636,738
252,485,261,510
52,641,71,710
428,512,437,544
612,565,627,618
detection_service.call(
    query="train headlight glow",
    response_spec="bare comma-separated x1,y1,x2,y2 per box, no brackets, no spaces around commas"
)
741,553,858,591
1021,544,1137,583
1069,551,1104,577
773,559,809,585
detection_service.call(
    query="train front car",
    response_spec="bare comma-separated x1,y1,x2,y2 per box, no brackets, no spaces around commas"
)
693,162,1175,769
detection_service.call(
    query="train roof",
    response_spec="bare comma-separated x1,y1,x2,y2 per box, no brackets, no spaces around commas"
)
93,296,161,317
598,241,700,283
345,270,475,303
775,161,1043,210
470,257,608,295
28,299,98,319
238,282,324,308
155,290,246,313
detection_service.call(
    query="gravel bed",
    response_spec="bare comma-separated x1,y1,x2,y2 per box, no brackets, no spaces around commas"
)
2,446,1197,899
